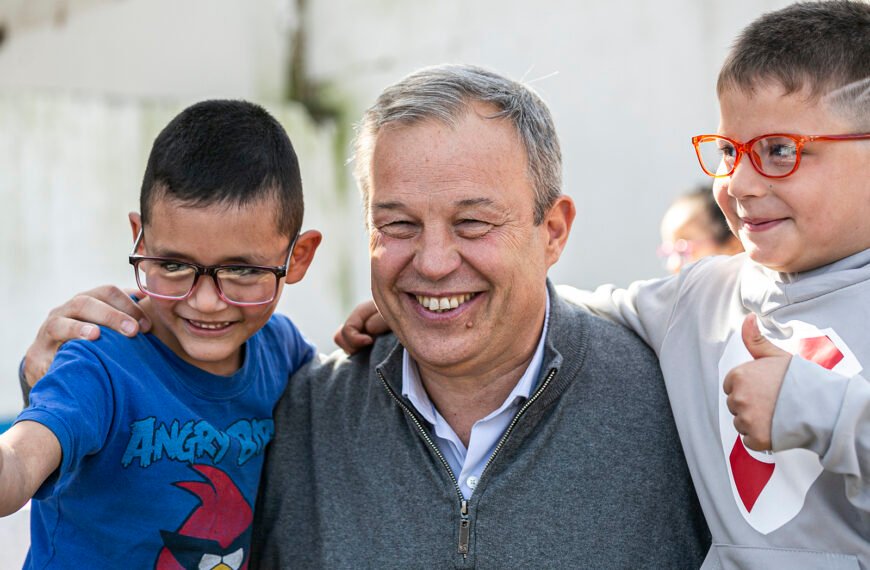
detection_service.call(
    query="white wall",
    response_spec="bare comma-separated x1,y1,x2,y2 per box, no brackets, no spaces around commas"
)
0,0,292,100
0,0,795,419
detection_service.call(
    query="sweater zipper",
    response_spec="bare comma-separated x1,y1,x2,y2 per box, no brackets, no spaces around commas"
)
377,370,471,557
377,366,557,558
479,368,558,478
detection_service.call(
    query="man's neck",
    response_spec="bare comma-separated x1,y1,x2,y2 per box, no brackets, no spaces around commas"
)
405,289,552,447
415,338,540,447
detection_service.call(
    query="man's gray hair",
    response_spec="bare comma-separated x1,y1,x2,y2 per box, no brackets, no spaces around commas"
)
352,64,562,225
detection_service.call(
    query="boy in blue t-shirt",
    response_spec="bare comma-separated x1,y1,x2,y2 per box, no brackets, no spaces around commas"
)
0,100,321,568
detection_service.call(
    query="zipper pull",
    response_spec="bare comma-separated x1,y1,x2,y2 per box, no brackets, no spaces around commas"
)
458,500,470,555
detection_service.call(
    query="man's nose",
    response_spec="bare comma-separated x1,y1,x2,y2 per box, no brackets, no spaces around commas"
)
412,227,461,281
187,274,230,312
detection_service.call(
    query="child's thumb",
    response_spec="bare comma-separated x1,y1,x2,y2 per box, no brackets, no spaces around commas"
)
742,313,785,360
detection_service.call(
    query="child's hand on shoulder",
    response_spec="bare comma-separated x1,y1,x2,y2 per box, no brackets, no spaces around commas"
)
723,314,792,451
334,300,390,354
24,286,150,387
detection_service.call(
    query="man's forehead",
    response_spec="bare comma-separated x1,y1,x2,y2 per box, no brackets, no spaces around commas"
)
372,196,500,212
366,104,535,217
368,158,528,209
370,122,528,180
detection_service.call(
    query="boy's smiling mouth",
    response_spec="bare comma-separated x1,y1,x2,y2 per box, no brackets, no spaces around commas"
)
185,319,235,331
741,217,786,232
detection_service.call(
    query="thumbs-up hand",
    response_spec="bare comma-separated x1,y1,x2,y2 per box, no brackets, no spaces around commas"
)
723,313,793,451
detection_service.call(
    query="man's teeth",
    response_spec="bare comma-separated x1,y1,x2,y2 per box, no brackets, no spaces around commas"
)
190,320,231,330
415,293,475,312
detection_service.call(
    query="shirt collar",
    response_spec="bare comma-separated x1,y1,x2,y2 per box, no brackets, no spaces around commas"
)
402,291,551,425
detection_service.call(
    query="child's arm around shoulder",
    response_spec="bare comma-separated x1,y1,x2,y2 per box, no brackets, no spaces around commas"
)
0,421,61,516
555,262,700,352
334,300,389,355
337,267,698,356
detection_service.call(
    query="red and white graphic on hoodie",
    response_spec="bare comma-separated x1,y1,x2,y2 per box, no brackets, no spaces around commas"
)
717,319,862,535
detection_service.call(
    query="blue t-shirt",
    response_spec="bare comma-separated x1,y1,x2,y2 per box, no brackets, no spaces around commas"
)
16,313,314,568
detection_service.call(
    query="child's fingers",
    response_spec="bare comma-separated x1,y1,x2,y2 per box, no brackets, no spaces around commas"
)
333,323,373,354
58,291,142,337
81,285,151,333
123,286,148,302
335,300,385,353
24,286,151,386
363,312,391,336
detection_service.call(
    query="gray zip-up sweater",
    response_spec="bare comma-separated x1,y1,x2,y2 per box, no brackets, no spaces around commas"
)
250,282,710,569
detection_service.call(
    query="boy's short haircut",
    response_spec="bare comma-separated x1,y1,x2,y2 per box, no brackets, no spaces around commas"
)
717,0,870,128
140,100,304,237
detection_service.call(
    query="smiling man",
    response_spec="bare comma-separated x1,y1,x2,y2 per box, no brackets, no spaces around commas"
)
364,99,562,452
249,64,710,568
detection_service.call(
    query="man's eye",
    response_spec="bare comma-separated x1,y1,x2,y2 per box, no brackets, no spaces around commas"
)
456,219,493,238
378,221,418,238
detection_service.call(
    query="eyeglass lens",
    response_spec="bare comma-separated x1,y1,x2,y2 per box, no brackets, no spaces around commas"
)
696,136,799,177
134,260,278,304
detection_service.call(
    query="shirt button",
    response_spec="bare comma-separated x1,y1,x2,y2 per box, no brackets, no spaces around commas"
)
466,476,479,490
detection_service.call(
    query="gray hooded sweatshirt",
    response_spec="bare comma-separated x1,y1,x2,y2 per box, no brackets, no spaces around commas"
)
559,251,870,569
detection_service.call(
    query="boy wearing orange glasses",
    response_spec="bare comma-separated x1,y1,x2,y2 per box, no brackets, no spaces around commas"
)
565,1,870,565
334,2,870,566
1,100,321,567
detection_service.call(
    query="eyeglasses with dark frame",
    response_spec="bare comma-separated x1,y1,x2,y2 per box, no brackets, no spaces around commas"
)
692,132,870,179
128,230,298,307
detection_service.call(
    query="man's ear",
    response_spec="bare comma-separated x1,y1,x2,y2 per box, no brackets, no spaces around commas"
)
129,212,143,250
285,230,323,284
543,195,575,267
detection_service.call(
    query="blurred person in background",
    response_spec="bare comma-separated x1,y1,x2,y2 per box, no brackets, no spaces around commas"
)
658,185,743,274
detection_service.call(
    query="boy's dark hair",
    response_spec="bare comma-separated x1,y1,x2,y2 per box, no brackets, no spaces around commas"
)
718,1,870,125
140,100,303,236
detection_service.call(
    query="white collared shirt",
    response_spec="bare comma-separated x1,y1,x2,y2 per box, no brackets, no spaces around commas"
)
401,293,550,499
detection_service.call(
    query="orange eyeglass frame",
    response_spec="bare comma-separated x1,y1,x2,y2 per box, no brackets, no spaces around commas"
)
692,132,870,179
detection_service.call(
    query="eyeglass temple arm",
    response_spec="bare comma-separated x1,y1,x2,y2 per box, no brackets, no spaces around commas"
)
130,229,145,256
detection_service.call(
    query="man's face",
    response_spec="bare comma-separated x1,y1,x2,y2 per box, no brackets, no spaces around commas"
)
366,103,569,378
715,84,870,273
131,197,294,376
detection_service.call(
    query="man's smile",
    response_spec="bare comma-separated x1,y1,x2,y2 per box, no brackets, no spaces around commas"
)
413,292,478,313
